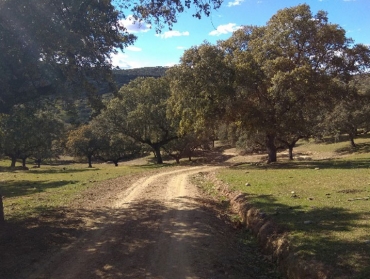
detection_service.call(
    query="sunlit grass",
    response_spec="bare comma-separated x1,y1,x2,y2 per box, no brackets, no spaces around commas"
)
0,159,166,221
296,134,370,154
216,137,370,277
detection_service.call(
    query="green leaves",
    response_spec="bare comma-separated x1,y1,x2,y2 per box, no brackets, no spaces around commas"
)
168,43,234,135
168,4,370,162
123,0,223,32
99,76,177,163
0,0,134,113
0,106,64,165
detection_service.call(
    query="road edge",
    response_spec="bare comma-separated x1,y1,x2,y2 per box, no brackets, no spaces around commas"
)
206,171,335,279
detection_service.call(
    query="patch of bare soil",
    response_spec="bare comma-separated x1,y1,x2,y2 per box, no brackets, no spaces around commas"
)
0,164,281,279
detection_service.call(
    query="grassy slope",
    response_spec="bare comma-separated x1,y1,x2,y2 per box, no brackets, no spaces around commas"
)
217,135,370,278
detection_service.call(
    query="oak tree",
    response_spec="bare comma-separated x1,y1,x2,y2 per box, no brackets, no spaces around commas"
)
100,77,177,164
0,0,135,113
0,0,224,114
0,106,64,168
169,4,370,162
66,124,105,168
90,117,142,166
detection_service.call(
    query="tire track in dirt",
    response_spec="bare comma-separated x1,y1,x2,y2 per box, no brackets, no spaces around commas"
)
25,164,281,279
145,166,220,279
28,166,221,279
113,166,216,208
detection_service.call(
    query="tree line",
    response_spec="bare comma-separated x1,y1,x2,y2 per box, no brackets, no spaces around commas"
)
1,3,370,168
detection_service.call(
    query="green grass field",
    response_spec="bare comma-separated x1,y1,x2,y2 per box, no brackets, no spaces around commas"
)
1,135,369,278
0,159,164,221
216,135,370,278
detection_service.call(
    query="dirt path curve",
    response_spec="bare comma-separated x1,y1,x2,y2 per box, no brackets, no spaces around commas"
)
26,165,280,279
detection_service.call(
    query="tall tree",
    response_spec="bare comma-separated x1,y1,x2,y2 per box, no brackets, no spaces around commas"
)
99,77,177,164
240,5,369,161
90,118,142,166
30,111,65,167
320,94,370,147
0,0,134,113
65,124,105,168
163,133,211,163
0,0,224,114
169,4,370,163
167,43,235,137
0,106,64,168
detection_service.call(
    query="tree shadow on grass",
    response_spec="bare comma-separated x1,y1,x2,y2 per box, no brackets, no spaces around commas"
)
0,180,78,198
247,194,370,278
335,142,370,155
313,133,370,145
0,166,98,174
0,198,281,279
232,157,370,170
28,168,98,174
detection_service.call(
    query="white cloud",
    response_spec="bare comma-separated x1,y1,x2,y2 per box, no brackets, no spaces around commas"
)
126,46,142,52
176,46,186,50
209,23,242,36
119,16,151,33
156,30,190,39
110,51,130,68
227,0,244,7
110,52,143,69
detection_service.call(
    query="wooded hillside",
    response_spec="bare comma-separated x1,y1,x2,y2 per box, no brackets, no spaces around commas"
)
113,67,168,89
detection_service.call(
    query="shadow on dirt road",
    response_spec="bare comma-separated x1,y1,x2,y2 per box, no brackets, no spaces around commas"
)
1,197,280,279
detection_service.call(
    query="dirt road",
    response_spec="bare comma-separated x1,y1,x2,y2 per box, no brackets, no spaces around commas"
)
15,165,280,279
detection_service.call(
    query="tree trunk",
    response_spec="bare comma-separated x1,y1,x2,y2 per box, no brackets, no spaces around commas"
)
288,145,294,160
277,137,300,161
36,159,41,168
153,146,163,164
349,133,356,148
0,194,5,225
10,156,16,168
88,155,93,168
113,160,119,167
22,157,26,168
266,134,277,163
169,154,181,164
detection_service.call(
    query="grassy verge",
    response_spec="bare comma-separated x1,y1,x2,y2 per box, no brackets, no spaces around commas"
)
216,138,370,278
191,172,282,278
0,160,168,221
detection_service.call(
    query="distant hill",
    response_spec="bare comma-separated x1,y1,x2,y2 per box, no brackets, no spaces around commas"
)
113,66,169,89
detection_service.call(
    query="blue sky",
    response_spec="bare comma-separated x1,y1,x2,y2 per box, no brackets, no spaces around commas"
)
111,0,370,69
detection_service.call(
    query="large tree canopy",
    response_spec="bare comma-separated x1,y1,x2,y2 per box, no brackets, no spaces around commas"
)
99,77,177,164
116,0,223,32
169,4,370,163
0,0,136,113
0,0,223,113
0,105,64,168
66,124,104,168
167,42,234,136
229,5,370,162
